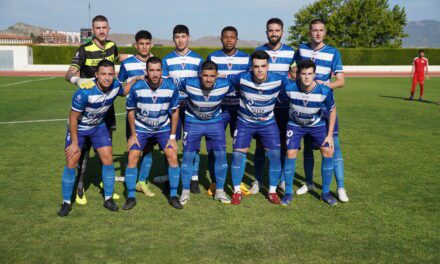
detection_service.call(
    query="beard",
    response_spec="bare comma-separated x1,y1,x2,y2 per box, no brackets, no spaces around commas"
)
147,77,162,89
268,36,281,46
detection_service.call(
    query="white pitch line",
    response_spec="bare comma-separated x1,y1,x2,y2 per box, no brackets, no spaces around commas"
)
0,77,56,88
0,113,126,125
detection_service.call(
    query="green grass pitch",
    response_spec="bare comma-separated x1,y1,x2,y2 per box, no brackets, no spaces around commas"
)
0,76,439,263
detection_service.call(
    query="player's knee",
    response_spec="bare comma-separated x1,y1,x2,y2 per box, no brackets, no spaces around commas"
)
321,147,333,158
286,149,298,159
165,150,178,167
127,151,140,167
99,152,113,165
66,154,80,168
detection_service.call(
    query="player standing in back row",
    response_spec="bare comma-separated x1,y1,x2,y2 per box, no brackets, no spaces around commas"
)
64,15,127,205
252,18,295,194
162,25,204,194
206,26,251,196
292,19,348,202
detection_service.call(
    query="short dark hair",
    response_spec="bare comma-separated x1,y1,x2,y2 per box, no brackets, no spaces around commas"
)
309,19,325,30
97,59,114,70
173,25,189,36
266,18,283,29
201,60,218,72
135,30,152,42
146,56,162,70
251,50,270,62
221,26,238,37
297,59,316,73
92,15,108,24
419,49,425,53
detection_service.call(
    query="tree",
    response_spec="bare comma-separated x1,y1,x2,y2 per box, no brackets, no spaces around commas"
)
30,33,36,43
287,0,407,48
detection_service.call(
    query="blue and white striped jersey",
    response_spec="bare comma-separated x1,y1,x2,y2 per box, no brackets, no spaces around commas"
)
282,81,335,127
207,49,250,108
126,78,179,133
294,43,343,82
118,55,146,82
162,50,203,101
256,43,295,108
179,77,234,123
255,43,295,77
71,79,124,131
229,72,291,125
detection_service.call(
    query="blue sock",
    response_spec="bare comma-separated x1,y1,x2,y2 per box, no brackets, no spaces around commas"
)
168,165,180,197
138,152,152,182
254,147,266,183
192,152,200,179
321,157,333,194
333,137,345,189
279,149,286,183
125,167,137,198
303,136,315,185
61,166,76,202
208,151,216,183
181,151,196,190
102,164,116,198
266,149,281,188
283,157,296,195
231,151,246,188
213,150,228,190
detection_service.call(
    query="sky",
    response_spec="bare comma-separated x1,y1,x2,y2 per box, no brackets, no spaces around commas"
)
0,0,439,41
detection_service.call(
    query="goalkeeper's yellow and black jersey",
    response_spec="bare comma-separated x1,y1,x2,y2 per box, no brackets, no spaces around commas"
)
71,39,119,78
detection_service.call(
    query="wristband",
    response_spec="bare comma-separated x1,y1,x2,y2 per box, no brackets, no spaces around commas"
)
70,76,80,85
169,134,176,140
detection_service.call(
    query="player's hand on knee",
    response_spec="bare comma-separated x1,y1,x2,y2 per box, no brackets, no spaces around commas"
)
322,136,334,154
127,135,140,151
76,78,95,89
166,139,178,151
65,144,80,159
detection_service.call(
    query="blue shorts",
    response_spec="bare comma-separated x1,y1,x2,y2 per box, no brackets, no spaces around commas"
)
183,121,226,152
274,107,289,145
286,124,328,150
233,119,280,150
130,130,170,151
221,106,238,138
65,124,112,150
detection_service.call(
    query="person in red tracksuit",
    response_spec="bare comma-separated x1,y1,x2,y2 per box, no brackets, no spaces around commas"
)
409,49,429,101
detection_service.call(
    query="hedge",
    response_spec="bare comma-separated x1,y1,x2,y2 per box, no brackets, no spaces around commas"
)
32,45,440,65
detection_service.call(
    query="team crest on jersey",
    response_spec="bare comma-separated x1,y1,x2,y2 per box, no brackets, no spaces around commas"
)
258,88,264,95
227,63,233,71
152,96,158,104
181,63,186,70
271,56,277,63
303,99,308,107
203,95,210,102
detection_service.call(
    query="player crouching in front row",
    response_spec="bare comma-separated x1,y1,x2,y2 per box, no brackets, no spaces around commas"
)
58,60,140,217
281,59,338,206
124,57,182,210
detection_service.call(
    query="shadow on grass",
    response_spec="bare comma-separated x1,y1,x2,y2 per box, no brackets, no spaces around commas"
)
379,95,438,104
74,146,327,203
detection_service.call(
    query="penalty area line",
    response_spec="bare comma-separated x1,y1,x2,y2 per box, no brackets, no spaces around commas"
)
0,113,125,125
